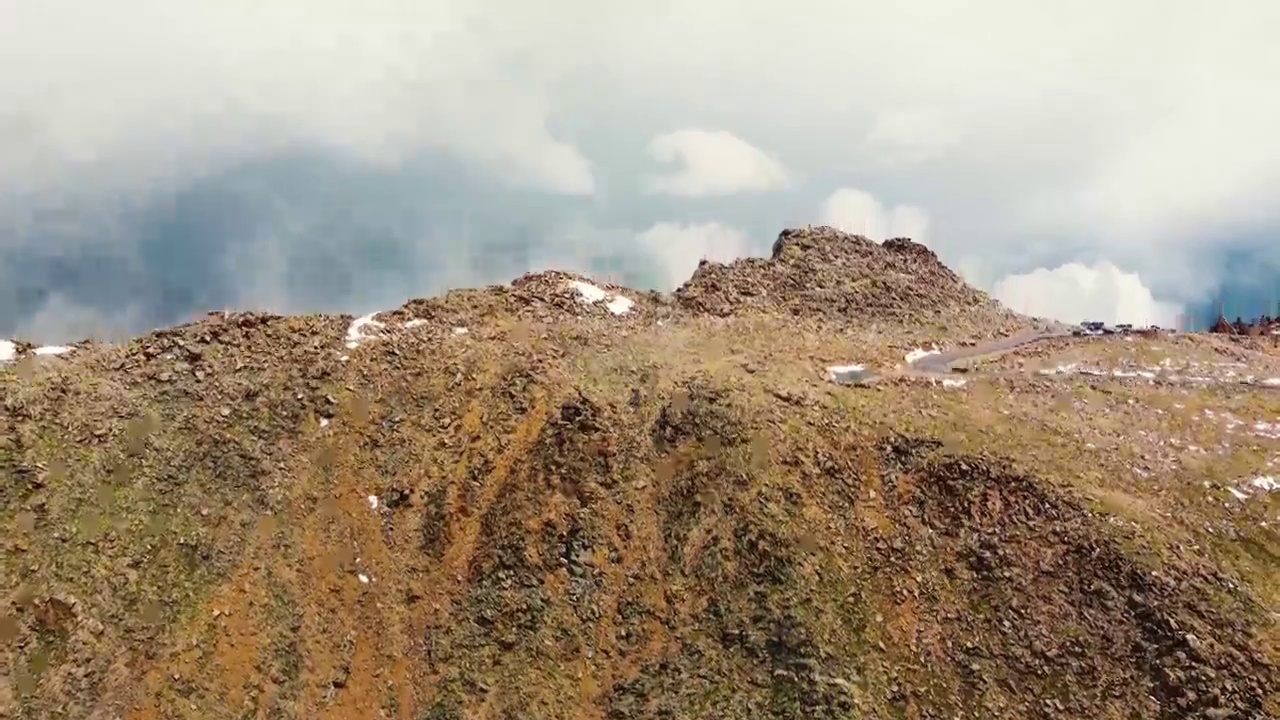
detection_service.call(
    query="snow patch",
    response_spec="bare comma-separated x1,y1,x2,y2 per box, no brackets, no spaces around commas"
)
826,364,872,384
319,417,330,429
1111,368,1156,379
1251,421,1280,440
1228,476,1278,501
33,345,72,356
605,295,635,316
568,280,607,303
0,340,15,362
1035,360,1269,388
940,378,967,388
453,326,469,335
357,573,370,584
567,280,635,316
904,347,940,364
344,312,386,349
404,319,429,329
367,494,379,510
827,363,864,376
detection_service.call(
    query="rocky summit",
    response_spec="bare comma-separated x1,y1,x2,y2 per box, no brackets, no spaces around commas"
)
675,226,1035,339
2,228,1277,720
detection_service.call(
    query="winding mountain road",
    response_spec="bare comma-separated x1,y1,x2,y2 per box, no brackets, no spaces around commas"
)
827,329,1067,385
908,329,1068,375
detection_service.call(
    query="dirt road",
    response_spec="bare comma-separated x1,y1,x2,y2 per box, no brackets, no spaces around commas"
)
909,330,1066,375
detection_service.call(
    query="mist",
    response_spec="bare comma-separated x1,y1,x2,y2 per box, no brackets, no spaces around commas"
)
3,1,1279,342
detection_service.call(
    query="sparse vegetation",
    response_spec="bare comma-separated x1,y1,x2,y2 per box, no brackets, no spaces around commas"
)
2,228,1276,719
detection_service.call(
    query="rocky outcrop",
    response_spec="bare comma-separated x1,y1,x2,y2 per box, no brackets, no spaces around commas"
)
675,226,1033,339
1209,313,1279,335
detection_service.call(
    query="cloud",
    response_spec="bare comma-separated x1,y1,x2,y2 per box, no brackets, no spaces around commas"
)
644,130,790,197
635,222,757,289
1,0,1278,340
0,1,596,197
819,189,930,242
991,262,1184,327
862,108,963,166
7,292,150,345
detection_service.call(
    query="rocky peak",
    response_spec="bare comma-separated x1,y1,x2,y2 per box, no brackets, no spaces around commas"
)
677,226,1029,339
768,225,879,262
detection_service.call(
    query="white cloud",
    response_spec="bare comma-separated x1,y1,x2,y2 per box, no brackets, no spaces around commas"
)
991,262,1183,327
0,1,596,196
863,108,963,165
819,188,930,242
5,0,1278,237
643,129,790,197
10,292,150,345
635,222,756,288
2,0,1279,330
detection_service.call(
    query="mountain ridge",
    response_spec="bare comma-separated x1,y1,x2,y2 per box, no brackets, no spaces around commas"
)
2,227,1276,719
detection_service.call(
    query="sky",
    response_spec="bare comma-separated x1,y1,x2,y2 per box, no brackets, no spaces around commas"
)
2,0,1279,342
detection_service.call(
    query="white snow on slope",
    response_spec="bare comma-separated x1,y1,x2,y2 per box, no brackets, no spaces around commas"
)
344,312,386,349
567,280,634,316
1035,361,1278,388
1252,421,1280,440
34,345,72,356
905,347,940,364
825,363,866,382
1228,475,1278,501
568,280,607,303
1,341,75,362
605,295,635,315
1110,368,1157,379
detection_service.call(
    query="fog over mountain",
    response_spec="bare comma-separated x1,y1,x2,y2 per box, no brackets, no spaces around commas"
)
3,1,1278,342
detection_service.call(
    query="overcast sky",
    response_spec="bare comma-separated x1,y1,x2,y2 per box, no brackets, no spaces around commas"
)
2,1,1278,342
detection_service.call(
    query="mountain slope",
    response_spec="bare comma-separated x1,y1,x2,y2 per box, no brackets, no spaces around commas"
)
2,228,1276,719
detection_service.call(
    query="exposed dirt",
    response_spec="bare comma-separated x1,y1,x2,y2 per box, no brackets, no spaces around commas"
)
2,228,1277,719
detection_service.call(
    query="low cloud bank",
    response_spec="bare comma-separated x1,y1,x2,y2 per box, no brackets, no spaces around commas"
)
992,262,1184,327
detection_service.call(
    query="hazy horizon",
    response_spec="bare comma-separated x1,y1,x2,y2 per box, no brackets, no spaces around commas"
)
3,1,1278,343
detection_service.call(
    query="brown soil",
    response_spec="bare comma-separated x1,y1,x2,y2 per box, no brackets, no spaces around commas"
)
2,228,1276,719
